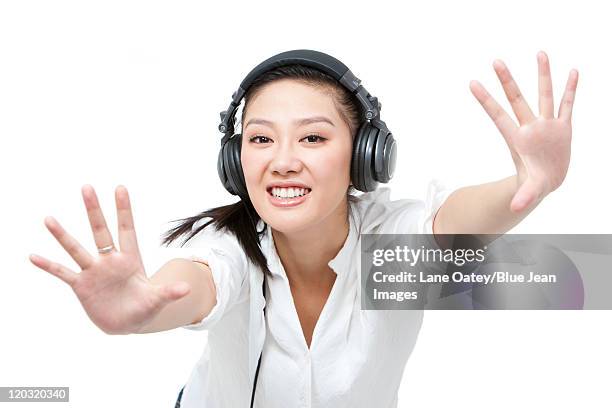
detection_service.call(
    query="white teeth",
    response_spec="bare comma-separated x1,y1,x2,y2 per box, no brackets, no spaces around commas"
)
271,187,310,198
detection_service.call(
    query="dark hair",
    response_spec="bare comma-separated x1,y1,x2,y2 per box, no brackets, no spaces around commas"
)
161,64,363,276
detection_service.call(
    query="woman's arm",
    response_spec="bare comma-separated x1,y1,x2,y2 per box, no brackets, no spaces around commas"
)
135,258,216,334
433,174,539,235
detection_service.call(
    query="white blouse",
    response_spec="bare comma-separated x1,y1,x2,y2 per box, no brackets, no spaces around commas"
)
177,181,454,408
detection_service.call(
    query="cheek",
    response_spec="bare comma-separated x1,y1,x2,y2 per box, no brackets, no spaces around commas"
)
239,153,267,202
308,146,352,183
240,152,264,182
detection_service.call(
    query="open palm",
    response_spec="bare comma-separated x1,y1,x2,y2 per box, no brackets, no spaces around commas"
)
469,51,579,213
29,185,190,334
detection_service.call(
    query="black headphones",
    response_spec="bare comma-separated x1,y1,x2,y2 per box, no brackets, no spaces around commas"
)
216,49,397,197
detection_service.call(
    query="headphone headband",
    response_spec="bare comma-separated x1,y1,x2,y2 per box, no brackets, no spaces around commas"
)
217,49,385,145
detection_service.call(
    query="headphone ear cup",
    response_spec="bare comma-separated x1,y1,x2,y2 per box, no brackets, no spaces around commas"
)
351,123,380,192
374,131,396,183
226,134,248,198
232,134,248,198
350,121,397,192
361,125,380,192
217,139,234,195
218,134,247,197
351,123,369,192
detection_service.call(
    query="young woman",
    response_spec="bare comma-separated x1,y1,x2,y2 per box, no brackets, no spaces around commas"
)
29,49,578,407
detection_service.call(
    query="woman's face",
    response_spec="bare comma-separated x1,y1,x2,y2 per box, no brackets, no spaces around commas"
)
241,79,353,234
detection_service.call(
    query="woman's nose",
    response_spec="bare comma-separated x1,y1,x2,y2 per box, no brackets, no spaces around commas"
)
269,142,303,175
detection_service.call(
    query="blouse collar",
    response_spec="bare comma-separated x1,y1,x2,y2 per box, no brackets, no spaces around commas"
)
257,204,358,277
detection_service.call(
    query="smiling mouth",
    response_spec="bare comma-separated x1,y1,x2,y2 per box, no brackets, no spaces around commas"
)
266,187,312,199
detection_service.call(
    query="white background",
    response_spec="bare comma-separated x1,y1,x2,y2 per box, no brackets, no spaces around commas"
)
1,0,610,407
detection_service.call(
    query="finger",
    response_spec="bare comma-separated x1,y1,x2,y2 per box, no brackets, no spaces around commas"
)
537,51,554,119
29,253,80,287
43,216,94,270
510,178,542,213
115,185,141,255
469,80,519,146
558,69,579,122
82,185,117,254
493,59,536,125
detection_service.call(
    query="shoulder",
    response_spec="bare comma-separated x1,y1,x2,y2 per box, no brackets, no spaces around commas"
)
187,217,237,245
350,187,421,234
183,217,249,266
350,180,454,234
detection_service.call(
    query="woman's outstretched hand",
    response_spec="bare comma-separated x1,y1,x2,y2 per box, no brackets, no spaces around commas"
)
29,185,191,335
469,51,579,213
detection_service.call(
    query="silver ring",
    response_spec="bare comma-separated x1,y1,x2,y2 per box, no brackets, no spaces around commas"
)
97,244,115,254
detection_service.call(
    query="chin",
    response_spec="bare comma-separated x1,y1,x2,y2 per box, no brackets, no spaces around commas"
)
261,211,316,235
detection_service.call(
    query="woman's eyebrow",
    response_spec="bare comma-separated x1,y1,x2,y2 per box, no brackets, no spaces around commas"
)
245,116,335,129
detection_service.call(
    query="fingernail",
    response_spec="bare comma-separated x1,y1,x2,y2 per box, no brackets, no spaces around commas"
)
538,51,547,62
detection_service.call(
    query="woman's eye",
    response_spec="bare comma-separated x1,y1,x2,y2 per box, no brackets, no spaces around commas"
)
248,134,326,144
249,135,271,144
302,134,326,143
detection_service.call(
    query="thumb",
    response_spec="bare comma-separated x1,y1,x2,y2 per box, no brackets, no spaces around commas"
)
156,281,191,304
510,177,542,213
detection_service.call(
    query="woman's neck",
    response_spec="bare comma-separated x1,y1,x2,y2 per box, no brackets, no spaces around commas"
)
272,201,350,286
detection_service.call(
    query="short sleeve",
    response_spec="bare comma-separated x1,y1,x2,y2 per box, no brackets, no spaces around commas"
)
417,179,456,278
418,178,456,235
176,218,249,331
